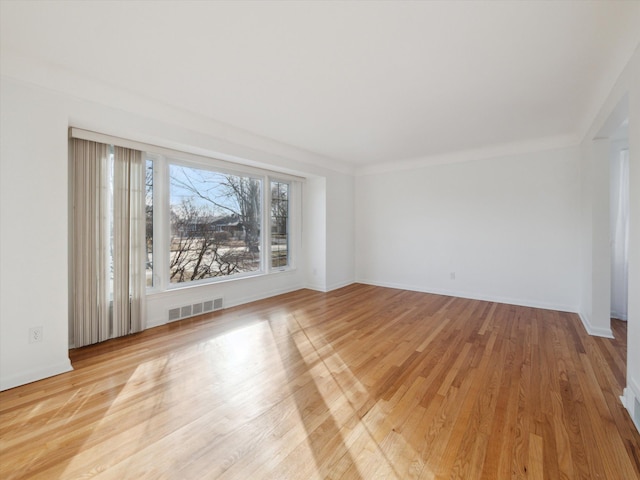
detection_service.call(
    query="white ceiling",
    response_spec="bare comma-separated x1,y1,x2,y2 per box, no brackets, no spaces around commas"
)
1,1,639,167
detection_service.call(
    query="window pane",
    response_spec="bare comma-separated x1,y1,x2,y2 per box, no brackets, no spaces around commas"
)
169,165,262,283
145,159,153,287
271,181,289,268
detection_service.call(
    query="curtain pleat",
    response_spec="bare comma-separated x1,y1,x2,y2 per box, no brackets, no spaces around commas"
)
112,148,131,338
113,147,146,337
128,150,147,334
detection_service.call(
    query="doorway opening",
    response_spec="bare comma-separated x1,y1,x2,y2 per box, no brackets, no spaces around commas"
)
610,138,629,323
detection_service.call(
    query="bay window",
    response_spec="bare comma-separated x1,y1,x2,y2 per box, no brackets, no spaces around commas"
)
71,128,298,297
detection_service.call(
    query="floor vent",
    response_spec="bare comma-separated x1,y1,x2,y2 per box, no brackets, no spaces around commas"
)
168,297,224,322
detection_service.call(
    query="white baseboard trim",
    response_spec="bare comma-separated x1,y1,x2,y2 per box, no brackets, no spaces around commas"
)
304,280,355,293
325,280,355,292
610,310,628,321
577,312,614,338
0,358,73,392
621,379,640,434
356,278,578,314
303,283,328,293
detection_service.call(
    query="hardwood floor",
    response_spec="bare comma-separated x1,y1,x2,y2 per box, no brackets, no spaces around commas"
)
1,284,639,479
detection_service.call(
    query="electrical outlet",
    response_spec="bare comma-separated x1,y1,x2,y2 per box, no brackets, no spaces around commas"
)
450,272,456,280
29,326,43,344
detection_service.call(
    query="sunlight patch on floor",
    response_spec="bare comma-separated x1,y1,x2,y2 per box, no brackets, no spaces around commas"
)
285,312,430,479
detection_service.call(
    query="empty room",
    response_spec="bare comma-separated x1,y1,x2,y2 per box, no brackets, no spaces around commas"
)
1,1,639,479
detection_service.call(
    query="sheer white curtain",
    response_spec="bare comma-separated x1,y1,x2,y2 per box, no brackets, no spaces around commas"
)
611,148,629,321
72,139,146,347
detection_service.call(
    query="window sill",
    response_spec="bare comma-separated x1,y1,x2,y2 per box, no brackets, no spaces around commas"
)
145,266,296,298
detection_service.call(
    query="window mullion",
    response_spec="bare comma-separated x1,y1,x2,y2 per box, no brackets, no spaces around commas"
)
155,156,169,292
265,175,272,273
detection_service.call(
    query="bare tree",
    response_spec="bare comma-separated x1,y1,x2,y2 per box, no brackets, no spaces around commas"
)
170,168,261,253
169,200,250,282
224,176,261,252
145,161,154,283
168,166,263,282
271,181,288,236
270,182,288,267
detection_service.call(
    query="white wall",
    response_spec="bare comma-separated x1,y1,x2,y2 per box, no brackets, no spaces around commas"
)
303,176,327,291
580,139,614,337
0,78,73,390
628,65,640,430
356,147,582,311
302,173,356,293
0,74,355,390
326,172,355,291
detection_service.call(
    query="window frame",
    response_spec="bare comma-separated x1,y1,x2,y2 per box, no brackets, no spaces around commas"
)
145,154,298,293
